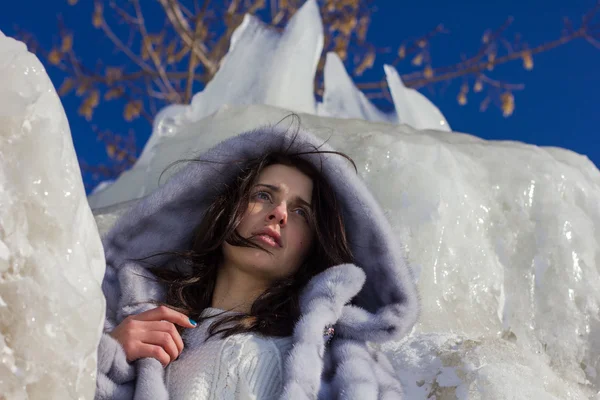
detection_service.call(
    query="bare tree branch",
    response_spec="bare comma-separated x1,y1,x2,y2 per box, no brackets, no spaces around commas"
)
131,0,182,102
21,0,598,188
158,0,218,75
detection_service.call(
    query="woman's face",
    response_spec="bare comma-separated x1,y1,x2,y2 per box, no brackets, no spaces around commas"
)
222,163,315,282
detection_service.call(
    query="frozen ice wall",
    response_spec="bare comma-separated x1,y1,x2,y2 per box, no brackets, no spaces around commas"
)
0,31,105,398
91,104,600,399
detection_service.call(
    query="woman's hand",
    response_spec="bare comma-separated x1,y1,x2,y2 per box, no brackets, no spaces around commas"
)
109,305,198,367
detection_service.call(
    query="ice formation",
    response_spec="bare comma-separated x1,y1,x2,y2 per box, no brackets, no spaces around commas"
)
91,104,600,399
0,32,105,398
2,0,600,398
87,0,450,210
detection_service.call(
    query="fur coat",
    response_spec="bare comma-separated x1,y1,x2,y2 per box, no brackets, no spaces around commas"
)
95,125,420,399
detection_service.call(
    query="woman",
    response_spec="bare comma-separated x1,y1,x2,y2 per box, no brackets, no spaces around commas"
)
95,123,419,399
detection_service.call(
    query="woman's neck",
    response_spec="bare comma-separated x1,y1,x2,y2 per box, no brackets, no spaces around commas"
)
211,263,269,313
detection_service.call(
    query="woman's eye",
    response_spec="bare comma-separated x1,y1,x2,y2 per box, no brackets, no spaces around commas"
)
295,208,309,220
255,191,271,201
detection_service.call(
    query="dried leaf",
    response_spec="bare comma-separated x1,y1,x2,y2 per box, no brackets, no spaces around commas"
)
482,30,490,44
68,0,78,5
79,102,93,121
487,52,496,71
474,80,483,93
87,90,100,108
354,51,375,76
61,34,73,52
124,101,142,122
58,78,75,96
105,67,123,85
48,49,62,65
501,92,514,117
398,45,406,60
339,17,357,36
334,36,348,61
104,87,124,101
93,3,103,28
424,66,433,79
76,80,90,96
457,92,467,106
116,150,126,162
411,53,423,66
417,39,427,48
522,51,533,70
106,144,116,158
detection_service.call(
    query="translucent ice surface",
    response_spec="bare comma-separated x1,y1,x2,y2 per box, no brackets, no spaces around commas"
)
317,52,397,124
0,31,105,399
384,64,450,131
92,105,600,399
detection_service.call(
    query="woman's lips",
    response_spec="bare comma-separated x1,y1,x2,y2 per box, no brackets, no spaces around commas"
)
255,234,280,248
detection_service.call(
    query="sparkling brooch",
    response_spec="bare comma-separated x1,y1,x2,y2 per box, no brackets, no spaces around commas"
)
323,325,335,345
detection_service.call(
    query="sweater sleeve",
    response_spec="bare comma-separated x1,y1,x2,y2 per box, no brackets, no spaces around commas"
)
95,332,136,399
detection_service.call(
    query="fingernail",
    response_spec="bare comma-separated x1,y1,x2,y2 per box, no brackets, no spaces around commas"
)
189,318,197,326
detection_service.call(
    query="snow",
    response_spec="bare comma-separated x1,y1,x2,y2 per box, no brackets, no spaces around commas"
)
0,31,105,399
1,0,600,398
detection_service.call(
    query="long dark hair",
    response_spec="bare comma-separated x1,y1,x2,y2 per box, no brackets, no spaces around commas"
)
136,131,357,340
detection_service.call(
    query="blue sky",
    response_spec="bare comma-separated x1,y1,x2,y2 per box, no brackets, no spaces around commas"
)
1,1,598,193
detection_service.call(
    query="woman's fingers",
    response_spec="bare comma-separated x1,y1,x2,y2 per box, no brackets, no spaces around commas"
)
110,306,198,366
144,320,185,354
140,330,180,364
135,305,197,329
132,343,171,368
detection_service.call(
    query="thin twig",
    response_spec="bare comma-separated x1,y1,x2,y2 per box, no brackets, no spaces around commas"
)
185,0,210,102
157,0,217,74
100,20,153,72
469,17,515,65
131,0,182,102
405,28,586,89
391,24,447,67
108,0,139,25
586,34,600,49
479,74,525,90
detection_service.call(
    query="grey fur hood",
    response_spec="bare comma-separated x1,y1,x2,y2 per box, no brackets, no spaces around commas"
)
95,125,420,399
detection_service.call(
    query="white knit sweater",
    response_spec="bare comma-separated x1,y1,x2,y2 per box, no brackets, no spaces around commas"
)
165,308,294,400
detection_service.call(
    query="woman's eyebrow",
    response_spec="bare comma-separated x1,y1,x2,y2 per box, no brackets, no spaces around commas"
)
255,183,312,207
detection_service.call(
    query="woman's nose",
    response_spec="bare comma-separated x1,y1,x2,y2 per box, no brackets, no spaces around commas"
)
268,202,287,224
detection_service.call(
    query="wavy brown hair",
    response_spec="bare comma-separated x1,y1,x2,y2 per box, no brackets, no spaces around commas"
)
136,133,357,340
